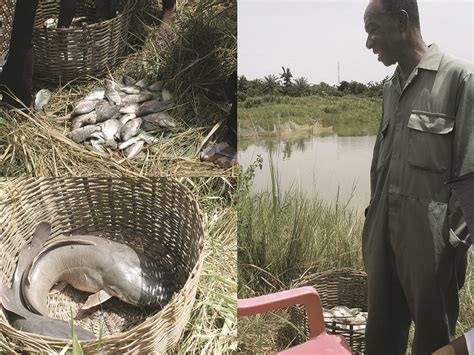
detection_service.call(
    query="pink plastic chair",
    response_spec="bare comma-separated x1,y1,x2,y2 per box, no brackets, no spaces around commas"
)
238,286,353,354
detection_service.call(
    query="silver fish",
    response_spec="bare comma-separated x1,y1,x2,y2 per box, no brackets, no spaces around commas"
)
104,78,121,91
95,101,120,122
0,222,95,340
121,86,141,95
142,112,176,129
105,87,122,106
148,81,164,92
99,118,122,140
72,99,98,116
122,75,136,86
68,125,101,143
34,89,52,111
90,141,107,155
119,103,140,114
161,89,173,102
137,131,160,145
119,113,137,125
84,87,106,101
118,135,142,150
23,234,177,315
119,117,143,142
121,93,153,105
124,140,145,159
104,138,118,150
44,18,58,29
137,99,173,116
71,111,97,130
135,78,150,88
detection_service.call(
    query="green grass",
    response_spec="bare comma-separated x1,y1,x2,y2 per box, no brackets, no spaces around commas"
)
238,95,381,131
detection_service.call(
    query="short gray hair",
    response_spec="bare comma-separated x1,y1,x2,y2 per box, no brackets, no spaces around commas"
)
380,0,421,30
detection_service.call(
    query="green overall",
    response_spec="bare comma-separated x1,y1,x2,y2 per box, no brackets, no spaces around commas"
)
362,44,473,355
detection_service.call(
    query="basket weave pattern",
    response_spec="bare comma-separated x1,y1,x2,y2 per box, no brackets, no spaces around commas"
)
290,269,368,354
0,177,205,353
32,0,135,83
0,0,16,61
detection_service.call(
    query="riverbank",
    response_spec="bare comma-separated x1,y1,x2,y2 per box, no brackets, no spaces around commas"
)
238,95,382,132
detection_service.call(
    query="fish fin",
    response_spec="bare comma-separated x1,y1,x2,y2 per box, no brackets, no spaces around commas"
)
81,290,113,310
1,283,27,318
13,222,53,286
49,281,68,294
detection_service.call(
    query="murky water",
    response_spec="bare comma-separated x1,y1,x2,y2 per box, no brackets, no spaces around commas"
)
239,125,377,212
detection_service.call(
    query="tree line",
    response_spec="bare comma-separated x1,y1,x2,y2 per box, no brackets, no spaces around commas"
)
238,67,388,101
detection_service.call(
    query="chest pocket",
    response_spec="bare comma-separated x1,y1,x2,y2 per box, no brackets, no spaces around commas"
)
407,110,454,173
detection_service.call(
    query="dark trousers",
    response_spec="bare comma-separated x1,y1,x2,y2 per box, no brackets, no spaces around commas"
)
0,0,38,108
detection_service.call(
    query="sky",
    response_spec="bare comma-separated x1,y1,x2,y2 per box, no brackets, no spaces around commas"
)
238,0,473,85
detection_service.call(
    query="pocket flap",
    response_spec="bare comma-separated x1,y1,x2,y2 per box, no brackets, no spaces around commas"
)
408,111,454,134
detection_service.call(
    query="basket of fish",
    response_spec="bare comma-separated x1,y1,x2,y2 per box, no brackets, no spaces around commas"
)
0,0,16,71
32,0,135,83
0,177,205,353
290,268,368,354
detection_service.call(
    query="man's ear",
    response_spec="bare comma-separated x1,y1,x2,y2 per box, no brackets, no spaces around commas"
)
397,9,410,32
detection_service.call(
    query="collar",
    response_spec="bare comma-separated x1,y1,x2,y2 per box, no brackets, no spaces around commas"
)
390,43,443,93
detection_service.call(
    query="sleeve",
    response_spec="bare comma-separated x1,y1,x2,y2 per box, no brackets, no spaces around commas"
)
448,72,474,242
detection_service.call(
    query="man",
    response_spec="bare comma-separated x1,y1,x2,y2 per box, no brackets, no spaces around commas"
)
362,0,473,354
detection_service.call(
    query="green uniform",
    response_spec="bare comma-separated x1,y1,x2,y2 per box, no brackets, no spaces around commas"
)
363,44,473,355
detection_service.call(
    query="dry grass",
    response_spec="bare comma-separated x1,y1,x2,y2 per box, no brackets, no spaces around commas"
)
0,0,236,177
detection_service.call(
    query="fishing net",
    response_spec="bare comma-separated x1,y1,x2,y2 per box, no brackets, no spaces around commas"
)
0,176,205,353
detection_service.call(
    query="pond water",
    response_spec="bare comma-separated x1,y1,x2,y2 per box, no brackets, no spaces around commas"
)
239,125,377,213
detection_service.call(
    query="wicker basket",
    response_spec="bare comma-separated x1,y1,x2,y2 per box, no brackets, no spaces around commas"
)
0,0,16,67
32,0,135,83
0,177,205,353
290,269,368,354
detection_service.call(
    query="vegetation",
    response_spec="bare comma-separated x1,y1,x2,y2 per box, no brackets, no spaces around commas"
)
238,71,387,102
237,164,473,353
239,94,381,131
0,0,236,177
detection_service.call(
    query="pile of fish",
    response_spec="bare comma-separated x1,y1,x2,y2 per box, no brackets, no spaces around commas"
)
44,16,93,29
66,76,177,159
322,306,367,332
0,222,179,340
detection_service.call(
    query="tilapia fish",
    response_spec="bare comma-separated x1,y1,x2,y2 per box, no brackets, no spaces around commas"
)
34,89,52,111
0,222,95,340
72,100,98,116
68,125,101,143
23,234,178,316
71,111,97,130
142,112,176,130
119,117,142,142
137,100,173,116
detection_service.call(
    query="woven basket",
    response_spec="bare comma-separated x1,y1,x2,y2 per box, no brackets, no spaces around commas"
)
290,269,368,354
32,0,135,83
0,0,16,67
0,177,205,353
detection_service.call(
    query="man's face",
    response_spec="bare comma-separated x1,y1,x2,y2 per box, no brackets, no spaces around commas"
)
364,0,402,66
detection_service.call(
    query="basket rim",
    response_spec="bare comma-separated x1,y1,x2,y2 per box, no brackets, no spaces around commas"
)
33,0,138,31
0,177,209,348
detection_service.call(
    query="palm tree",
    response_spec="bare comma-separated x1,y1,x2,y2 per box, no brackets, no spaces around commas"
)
293,77,311,96
263,74,280,95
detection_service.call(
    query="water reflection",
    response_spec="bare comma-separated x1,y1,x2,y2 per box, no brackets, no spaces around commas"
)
239,128,377,213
